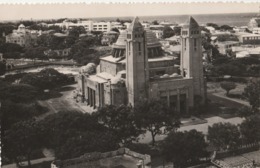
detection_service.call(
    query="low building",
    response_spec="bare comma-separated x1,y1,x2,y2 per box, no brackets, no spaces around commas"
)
232,46,260,58
216,41,240,55
252,27,260,34
141,22,150,29
44,48,71,58
149,25,164,30
151,30,163,39
235,32,260,45
101,31,119,45
51,148,151,168
205,26,216,33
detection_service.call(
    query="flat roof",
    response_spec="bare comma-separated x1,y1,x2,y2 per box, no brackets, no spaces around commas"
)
96,72,114,80
100,55,124,63
88,74,107,83
217,41,240,45
148,56,175,62
235,32,260,37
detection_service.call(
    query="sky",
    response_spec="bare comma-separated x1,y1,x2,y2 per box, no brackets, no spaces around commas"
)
0,3,259,20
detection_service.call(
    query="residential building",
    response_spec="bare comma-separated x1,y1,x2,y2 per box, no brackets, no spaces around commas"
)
235,32,260,44
77,16,206,113
216,41,240,55
51,148,151,168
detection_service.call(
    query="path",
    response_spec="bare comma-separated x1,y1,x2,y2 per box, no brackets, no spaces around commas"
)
2,157,54,168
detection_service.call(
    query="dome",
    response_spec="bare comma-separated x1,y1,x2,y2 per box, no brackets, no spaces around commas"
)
80,63,96,74
113,30,161,49
18,24,25,28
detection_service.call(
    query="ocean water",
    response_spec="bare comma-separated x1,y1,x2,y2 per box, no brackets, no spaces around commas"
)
93,13,258,27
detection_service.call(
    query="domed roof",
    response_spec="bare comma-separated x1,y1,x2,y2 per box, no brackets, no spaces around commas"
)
182,16,199,29
18,24,25,28
112,29,161,49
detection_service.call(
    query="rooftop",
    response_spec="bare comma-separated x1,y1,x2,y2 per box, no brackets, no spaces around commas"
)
183,16,199,29
217,41,240,45
52,148,151,168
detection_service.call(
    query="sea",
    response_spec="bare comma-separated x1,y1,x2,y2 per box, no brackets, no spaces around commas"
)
92,13,259,27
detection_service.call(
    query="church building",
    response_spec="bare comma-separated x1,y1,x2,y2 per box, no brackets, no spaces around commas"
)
77,16,206,113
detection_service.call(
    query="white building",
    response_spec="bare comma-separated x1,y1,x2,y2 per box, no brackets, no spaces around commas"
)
152,30,163,39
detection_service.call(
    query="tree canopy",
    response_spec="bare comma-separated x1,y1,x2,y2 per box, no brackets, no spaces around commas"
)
94,105,144,144
240,115,260,144
208,122,240,150
161,130,208,168
220,81,236,96
134,99,180,146
20,68,71,90
243,79,260,112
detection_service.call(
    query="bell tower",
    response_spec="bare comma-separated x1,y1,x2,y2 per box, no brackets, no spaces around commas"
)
180,16,205,103
126,17,149,106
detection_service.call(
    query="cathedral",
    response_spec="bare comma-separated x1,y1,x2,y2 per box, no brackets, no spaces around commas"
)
77,16,206,113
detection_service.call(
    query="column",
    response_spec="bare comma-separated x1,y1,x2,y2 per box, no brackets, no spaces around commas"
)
185,89,189,113
177,89,180,113
87,87,90,105
167,89,170,107
89,88,92,106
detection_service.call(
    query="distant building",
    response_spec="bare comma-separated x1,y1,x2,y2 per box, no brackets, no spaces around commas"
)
51,148,151,168
205,26,216,33
151,30,163,39
159,21,177,27
77,16,206,113
44,48,71,58
252,27,260,34
141,22,150,29
5,24,38,47
235,32,260,45
101,31,119,45
149,25,164,30
248,17,260,30
216,41,240,55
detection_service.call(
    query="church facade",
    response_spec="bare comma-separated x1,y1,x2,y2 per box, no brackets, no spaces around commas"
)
77,16,206,113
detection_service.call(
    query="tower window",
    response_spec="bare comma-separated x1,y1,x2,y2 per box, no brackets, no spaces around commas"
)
127,34,131,39
138,42,142,55
184,38,186,50
128,42,131,55
194,39,197,51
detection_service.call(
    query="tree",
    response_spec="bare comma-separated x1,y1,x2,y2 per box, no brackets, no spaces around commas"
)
2,120,46,167
152,20,159,25
94,105,144,144
69,26,86,38
206,23,219,30
220,81,236,96
39,111,119,159
111,27,120,33
220,25,233,31
162,26,175,38
24,46,48,62
243,79,260,112
134,99,180,146
240,115,260,144
161,130,208,167
208,122,240,150
20,68,70,90
0,84,39,103
0,61,6,75
0,43,24,53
